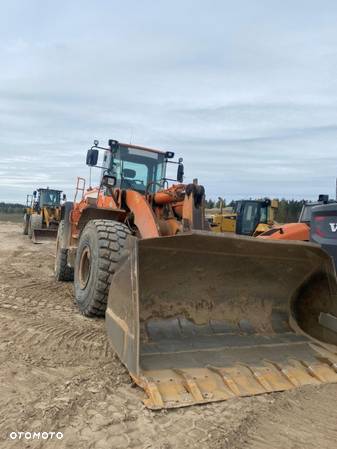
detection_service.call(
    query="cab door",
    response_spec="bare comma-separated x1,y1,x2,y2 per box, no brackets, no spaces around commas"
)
235,201,261,236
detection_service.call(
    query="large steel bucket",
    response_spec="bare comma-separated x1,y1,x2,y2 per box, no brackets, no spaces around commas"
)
106,232,337,409
32,228,58,244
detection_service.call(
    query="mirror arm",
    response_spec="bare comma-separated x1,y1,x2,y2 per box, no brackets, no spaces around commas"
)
165,160,179,165
91,164,111,170
91,145,112,152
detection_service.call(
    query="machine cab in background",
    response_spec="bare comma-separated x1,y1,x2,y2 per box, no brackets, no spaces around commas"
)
208,198,278,236
37,188,62,208
235,199,278,236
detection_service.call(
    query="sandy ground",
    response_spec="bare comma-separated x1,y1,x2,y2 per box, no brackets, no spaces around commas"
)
0,221,336,449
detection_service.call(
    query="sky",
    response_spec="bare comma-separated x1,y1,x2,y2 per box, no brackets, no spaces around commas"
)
1,0,337,203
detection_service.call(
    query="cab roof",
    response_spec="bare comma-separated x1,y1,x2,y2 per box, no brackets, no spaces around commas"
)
37,188,62,193
119,142,167,155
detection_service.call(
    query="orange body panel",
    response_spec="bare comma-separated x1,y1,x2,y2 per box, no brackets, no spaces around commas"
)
153,185,185,205
126,190,160,238
69,178,205,244
258,222,310,241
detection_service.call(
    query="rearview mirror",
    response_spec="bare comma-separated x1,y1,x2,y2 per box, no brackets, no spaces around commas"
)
165,151,175,159
86,148,99,166
177,163,184,183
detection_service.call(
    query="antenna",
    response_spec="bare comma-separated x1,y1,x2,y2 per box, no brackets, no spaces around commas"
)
129,127,133,144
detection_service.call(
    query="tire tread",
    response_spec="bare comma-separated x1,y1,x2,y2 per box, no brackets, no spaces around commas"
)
75,219,131,317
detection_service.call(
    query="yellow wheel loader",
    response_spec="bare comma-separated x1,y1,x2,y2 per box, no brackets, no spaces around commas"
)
57,139,337,409
24,188,64,243
210,198,278,236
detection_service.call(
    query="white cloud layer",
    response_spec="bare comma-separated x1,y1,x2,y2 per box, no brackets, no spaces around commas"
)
1,0,337,202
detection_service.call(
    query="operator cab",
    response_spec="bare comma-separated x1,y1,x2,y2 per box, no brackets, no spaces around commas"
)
86,139,184,195
299,195,331,224
107,144,167,194
35,188,62,208
235,199,270,236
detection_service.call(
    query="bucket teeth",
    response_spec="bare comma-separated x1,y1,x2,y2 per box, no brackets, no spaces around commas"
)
139,356,337,409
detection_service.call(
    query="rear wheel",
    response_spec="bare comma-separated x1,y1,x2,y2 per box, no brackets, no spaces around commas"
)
28,214,43,238
55,220,74,281
23,214,29,235
74,220,130,317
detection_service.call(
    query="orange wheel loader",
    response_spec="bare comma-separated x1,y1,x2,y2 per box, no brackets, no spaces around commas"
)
55,139,337,409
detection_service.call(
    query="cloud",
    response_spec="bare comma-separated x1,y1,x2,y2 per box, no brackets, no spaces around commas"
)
1,0,337,202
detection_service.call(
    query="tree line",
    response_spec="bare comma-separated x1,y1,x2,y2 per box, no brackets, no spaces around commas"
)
0,199,308,223
0,202,25,214
205,198,306,223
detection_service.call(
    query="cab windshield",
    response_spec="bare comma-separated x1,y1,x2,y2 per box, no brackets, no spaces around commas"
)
39,190,61,207
240,202,260,235
260,206,268,223
108,145,166,194
299,205,314,223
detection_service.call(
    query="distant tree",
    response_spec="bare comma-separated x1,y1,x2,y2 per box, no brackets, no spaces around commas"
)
216,198,226,209
275,199,305,223
0,202,25,214
205,199,215,208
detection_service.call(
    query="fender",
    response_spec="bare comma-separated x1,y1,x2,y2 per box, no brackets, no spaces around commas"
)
125,190,160,238
61,201,74,248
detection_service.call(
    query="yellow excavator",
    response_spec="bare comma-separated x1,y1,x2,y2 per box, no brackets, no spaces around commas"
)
210,198,279,236
23,188,65,243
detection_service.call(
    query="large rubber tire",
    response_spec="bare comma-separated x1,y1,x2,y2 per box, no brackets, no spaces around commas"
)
28,214,43,238
55,220,74,281
74,220,130,317
23,213,29,235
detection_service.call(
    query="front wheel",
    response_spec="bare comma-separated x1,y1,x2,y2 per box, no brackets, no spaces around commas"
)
23,214,29,235
74,220,130,317
55,220,74,281
28,214,43,238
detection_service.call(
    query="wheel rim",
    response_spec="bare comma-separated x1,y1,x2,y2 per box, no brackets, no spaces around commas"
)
79,245,91,289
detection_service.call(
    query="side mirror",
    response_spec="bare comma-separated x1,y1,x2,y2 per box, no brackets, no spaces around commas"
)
102,174,116,188
33,190,37,197
86,148,99,166
62,193,66,201
177,163,184,183
165,151,175,159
